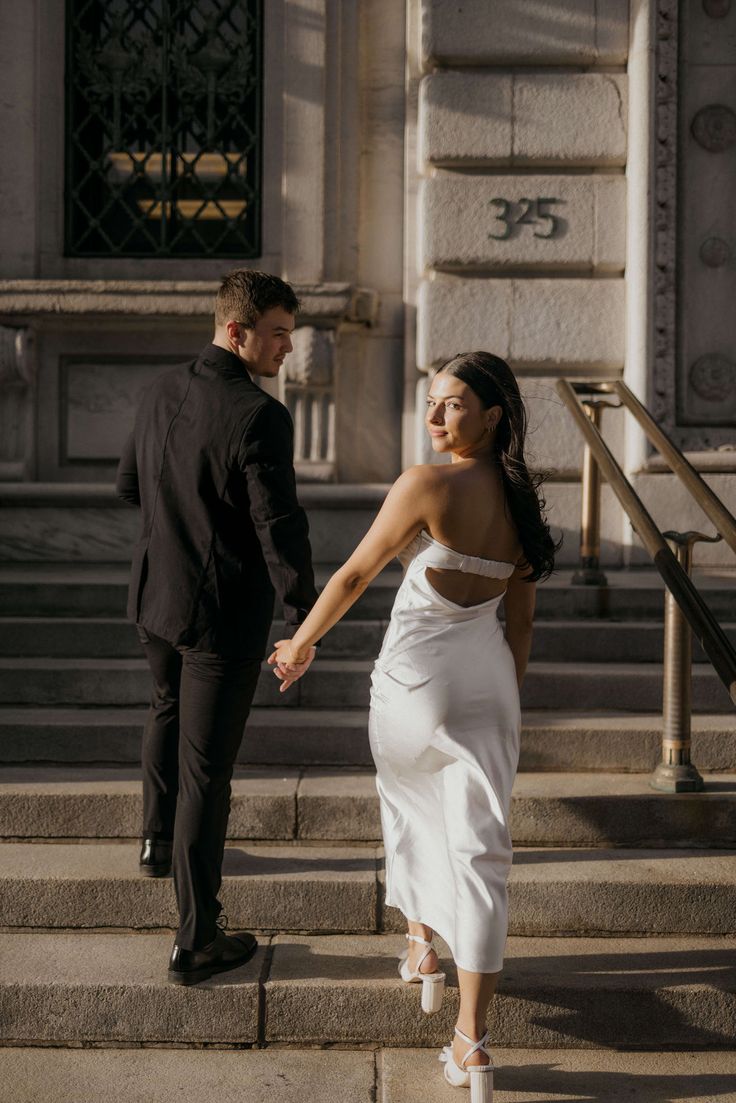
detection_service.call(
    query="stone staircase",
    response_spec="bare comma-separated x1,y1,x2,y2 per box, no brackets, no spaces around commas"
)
1,549,736,1101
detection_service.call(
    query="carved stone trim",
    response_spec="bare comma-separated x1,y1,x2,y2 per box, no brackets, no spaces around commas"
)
0,280,378,325
651,0,679,436
652,0,735,452
0,325,34,479
282,326,336,482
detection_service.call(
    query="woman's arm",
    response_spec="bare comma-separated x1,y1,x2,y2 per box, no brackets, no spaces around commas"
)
269,466,438,677
502,565,536,688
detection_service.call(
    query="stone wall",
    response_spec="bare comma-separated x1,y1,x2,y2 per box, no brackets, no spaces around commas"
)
407,0,631,564
0,0,406,489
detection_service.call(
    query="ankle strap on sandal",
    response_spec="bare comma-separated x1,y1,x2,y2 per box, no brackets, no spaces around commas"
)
405,933,433,947
454,1026,491,1068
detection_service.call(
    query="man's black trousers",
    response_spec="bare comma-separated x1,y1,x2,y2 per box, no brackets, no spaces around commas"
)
137,627,261,950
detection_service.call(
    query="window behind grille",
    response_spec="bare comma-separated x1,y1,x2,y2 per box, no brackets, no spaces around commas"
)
65,0,262,258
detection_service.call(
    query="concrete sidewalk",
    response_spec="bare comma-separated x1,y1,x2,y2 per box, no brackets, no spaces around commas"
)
3,1047,736,1103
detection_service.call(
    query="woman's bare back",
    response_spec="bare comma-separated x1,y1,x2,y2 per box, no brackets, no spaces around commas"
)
422,460,522,607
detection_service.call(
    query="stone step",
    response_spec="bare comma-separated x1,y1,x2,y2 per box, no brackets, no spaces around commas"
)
2,1047,733,1103
0,706,372,766
0,656,729,711
1,562,734,620
1,706,734,772
3,614,734,663
0,482,390,566
2,842,735,937
0,564,399,619
1,930,734,1048
0,842,380,934
0,617,387,660
1,767,734,847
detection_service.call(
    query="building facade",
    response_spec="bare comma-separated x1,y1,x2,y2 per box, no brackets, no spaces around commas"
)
0,0,734,567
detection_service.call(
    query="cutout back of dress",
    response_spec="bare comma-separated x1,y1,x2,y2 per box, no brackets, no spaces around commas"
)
398,530,515,608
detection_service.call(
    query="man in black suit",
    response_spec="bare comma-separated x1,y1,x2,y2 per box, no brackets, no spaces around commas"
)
116,270,318,984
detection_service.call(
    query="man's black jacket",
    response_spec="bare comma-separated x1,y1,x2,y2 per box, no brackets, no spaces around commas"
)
115,343,319,657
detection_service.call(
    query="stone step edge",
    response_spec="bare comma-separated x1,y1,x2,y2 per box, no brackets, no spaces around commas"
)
2,931,736,1049
2,842,736,939
5,615,734,628
1,1046,735,1103
0,657,725,676
0,705,732,730
1,770,735,849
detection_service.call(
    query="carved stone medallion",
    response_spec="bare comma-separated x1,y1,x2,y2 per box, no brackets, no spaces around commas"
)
702,0,731,17
689,354,736,402
699,237,732,267
691,104,736,152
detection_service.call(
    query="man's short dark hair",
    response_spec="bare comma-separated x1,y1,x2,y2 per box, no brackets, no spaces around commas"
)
215,269,301,328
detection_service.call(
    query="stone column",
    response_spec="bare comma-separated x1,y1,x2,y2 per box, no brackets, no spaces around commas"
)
282,325,336,482
0,325,34,480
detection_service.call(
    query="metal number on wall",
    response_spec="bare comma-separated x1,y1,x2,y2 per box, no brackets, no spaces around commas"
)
488,198,562,240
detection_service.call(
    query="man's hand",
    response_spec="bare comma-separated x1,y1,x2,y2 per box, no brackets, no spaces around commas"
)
267,640,317,694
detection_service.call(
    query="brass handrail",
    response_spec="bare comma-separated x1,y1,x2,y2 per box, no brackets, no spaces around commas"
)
611,380,736,558
556,378,736,708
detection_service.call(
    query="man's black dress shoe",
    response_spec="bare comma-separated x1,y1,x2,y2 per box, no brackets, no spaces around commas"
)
168,929,258,986
139,836,173,878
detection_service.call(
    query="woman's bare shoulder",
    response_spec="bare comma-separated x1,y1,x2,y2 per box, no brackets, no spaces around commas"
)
391,463,448,494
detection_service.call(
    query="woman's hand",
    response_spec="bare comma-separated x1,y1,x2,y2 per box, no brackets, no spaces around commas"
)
267,640,317,694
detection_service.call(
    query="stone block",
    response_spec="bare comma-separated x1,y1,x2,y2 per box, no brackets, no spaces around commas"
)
507,848,736,936
416,276,625,371
510,772,736,848
381,1049,736,1103
514,74,627,165
517,712,736,774
0,6,37,275
0,1049,377,1103
265,931,736,1047
517,377,625,477
0,768,299,840
420,0,630,67
336,332,404,483
420,72,627,167
0,705,376,768
520,661,725,712
419,175,626,273
297,660,373,708
0,932,262,1044
630,472,736,568
0,484,392,565
297,769,382,840
265,932,459,1045
0,842,379,933
419,72,512,166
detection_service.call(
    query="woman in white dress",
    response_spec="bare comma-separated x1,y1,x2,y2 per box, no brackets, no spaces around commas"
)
270,352,557,1100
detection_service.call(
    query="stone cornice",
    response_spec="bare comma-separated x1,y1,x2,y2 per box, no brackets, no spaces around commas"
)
0,482,391,508
0,280,378,325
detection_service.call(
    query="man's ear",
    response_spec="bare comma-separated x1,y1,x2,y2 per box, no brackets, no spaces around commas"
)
225,320,243,347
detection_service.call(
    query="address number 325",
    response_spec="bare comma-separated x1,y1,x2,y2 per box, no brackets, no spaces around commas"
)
488,197,562,240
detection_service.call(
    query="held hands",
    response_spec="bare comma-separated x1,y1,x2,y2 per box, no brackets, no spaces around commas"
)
267,640,317,694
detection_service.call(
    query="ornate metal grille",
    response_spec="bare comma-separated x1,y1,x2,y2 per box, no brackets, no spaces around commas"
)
65,0,262,257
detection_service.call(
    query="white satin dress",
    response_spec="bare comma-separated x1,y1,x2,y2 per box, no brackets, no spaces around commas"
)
369,529,521,974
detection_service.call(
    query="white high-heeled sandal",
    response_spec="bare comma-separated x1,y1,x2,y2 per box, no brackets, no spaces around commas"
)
439,1026,494,1101
397,932,446,1014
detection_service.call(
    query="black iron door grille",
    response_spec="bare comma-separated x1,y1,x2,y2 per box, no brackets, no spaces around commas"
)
65,0,262,257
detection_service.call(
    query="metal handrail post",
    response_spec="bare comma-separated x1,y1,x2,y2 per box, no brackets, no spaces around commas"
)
572,400,620,586
651,530,721,793
556,378,736,704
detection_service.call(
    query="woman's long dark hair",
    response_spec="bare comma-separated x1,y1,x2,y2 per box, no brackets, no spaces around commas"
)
435,351,560,582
